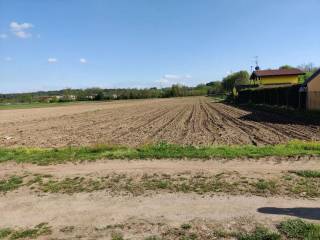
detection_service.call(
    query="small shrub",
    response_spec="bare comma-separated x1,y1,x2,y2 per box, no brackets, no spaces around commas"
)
255,179,276,192
180,233,198,240
237,227,281,240
278,219,320,239
0,228,12,239
111,232,124,240
181,223,192,230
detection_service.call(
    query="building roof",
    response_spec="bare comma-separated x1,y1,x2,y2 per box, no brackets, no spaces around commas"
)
302,68,320,86
250,68,305,79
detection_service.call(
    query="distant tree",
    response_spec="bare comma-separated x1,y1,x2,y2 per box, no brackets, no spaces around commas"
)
170,84,188,97
297,63,317,72
297,63,319,83
203,81,224,95
279,65,295,69
222,71,249,92
94,91,105,101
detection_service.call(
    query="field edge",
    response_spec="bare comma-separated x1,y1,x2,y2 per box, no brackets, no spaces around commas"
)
1,140,320,165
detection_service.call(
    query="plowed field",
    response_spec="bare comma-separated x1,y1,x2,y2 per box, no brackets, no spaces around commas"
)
1,97,319,147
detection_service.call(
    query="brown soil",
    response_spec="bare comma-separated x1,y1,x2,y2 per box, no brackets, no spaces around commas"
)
1,97,319,147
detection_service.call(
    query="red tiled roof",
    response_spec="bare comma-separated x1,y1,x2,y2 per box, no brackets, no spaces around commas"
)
253,68,304,77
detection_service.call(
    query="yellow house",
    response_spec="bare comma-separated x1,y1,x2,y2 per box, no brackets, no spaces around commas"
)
302,68,320,110
250,68,305,85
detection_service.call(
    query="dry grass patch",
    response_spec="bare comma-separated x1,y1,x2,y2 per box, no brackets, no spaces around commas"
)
2,171,319,198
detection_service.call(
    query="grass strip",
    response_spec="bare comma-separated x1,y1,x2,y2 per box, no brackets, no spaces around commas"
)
291,170,320,178
278,219,320,239
0,101,94,110
0,141,320,165
0,223,51,240
3,171,318,197
144,219,320,240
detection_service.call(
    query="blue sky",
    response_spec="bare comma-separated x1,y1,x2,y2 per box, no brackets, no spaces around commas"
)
0,0,319,93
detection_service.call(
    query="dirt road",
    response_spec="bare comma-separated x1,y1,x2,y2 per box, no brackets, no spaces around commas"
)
1,156,319,178
1,97,319,147
0,158,319,239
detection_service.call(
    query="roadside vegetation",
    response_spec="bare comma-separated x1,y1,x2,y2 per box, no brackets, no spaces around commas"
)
1,170,319,198
0,176,23,192
108,219,320,240
3,219,315,240
291,170,320,178
0,141,319,165
0,223,51,240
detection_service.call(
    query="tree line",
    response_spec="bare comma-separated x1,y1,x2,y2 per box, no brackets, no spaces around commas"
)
1,63,317,104
0,83,225,104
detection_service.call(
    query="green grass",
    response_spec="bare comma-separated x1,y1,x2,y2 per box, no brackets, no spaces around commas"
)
0,176,23,192
209,94,227,102
0,223,51,239
292,170,320,178
0,141,320,165
278,219,320,240
111,232,124,240
180,224,192,230
254,179,277,193
16,171,318,197
0,229,12,239
237,227,280,240
0,101,90,110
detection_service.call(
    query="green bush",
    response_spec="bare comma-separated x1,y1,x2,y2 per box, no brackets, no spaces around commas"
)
237,227,280,240
278,219,320,239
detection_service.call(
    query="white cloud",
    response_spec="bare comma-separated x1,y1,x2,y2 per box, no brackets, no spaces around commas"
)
10,22,33,31
4,57,13,61
155,78,170,84
79,58,87,64
156,74,192,86
163,74,180,80
0,34,8,39
14,31,32,38
10,21,34,38
47,58,58,63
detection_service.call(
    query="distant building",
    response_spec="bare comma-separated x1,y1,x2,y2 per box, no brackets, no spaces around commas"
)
250,68,305,85
86,95,95,100
68,95,76,100
38,95,63,102
301,68,320,110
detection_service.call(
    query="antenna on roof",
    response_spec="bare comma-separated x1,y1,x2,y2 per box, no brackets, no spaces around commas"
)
254,56,260,70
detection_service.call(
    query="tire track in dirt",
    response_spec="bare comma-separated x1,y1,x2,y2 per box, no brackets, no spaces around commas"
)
211,102,318,144
206,103,284,145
